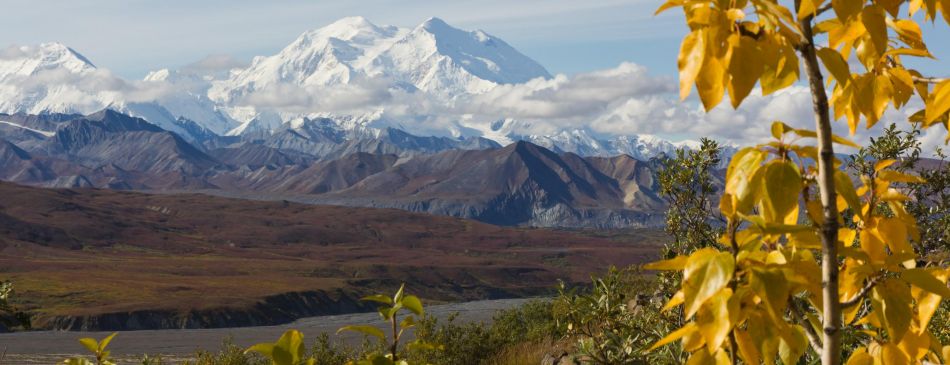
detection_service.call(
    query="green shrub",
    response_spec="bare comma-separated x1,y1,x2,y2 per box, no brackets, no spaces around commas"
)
554,267,681,365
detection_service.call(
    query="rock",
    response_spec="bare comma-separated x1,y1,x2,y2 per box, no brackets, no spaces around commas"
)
541,351,581,365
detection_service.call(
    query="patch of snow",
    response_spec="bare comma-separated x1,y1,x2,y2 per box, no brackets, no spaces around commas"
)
0,120,55,137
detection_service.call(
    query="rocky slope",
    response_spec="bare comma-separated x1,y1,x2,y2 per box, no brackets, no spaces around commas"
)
0,111,671,227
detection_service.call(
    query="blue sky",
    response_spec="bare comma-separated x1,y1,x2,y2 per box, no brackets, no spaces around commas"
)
2,0,685,78
3,0,947,79
3,0,948,151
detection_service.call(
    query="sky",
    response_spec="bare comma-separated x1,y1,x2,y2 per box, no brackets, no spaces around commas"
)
1,0,684,78
2,0,949,152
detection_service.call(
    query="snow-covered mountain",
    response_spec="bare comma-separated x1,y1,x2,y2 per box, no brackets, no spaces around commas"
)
0,43,236,140
209,16,551,106
0,19,713,161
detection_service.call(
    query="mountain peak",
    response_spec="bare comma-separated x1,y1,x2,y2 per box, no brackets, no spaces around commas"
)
329,16,376,29
419,16,451,31
0,42,97,80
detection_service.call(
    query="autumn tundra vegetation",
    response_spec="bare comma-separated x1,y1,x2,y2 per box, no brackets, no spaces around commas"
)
1,0,950,363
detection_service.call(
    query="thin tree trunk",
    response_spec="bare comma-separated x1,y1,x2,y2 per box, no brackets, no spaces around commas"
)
797,7,842,365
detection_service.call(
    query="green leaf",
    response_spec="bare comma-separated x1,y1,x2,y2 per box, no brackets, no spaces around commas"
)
393,284,405,303
902,269,950,297
399,315,417,329
274,329,305,364
360,295,394,305
338,325,386,340
400,295,424,316
683,248,735,318
378,306,395,320
78,338,99,354
98,332,117,352
245,343,275,357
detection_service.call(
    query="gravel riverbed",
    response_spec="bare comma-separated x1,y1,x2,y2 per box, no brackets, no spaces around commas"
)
0,298,535,363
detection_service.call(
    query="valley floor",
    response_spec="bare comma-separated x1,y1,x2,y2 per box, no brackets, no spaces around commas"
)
0,297,533,361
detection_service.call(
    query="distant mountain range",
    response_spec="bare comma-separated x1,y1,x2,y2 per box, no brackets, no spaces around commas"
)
0,110,674,227
0,17,721,159
0,17,739,227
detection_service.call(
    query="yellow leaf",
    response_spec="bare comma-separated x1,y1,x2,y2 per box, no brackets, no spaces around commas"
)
679,31,706,101
697,49,727,111
860,227,887,265
817,47,852,86
727,8,746,21
727,35,763,108
884,48,934,58
655,0,683,14
751,267,790,325
874,218,913,257
778,325,807,365
897,327,930,361
686,347,716,365
915,269,949,329
798,0,817,19
890,19,926,49
832,0,862,21
926,80,950,124
735,329,762,365
696,288,734,352
868,74,894,127
878,170,926,183
683,248,736,318
835,170,861,215
644,255,690,271
720,193,737,217
874,159,896,171
663,290,686,312
761,161,802,222
760,36,799,95
747,310,780,365
860,5,888,56
880,342,910,365
880,0,904,15
943,346,950,365
872,279,913,342
846,347,873,365
648,322,698,351
902,268,950,297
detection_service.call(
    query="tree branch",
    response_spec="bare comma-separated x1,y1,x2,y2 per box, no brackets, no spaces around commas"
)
789,299,824,355
840,275,884,308
912,75,949,84
815,3,833,17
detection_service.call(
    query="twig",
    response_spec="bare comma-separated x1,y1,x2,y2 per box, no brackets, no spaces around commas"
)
840,275,884,308
912,75,949,84
789,299,824,355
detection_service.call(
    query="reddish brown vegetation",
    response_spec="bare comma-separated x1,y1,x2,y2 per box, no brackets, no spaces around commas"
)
0,182,664,328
